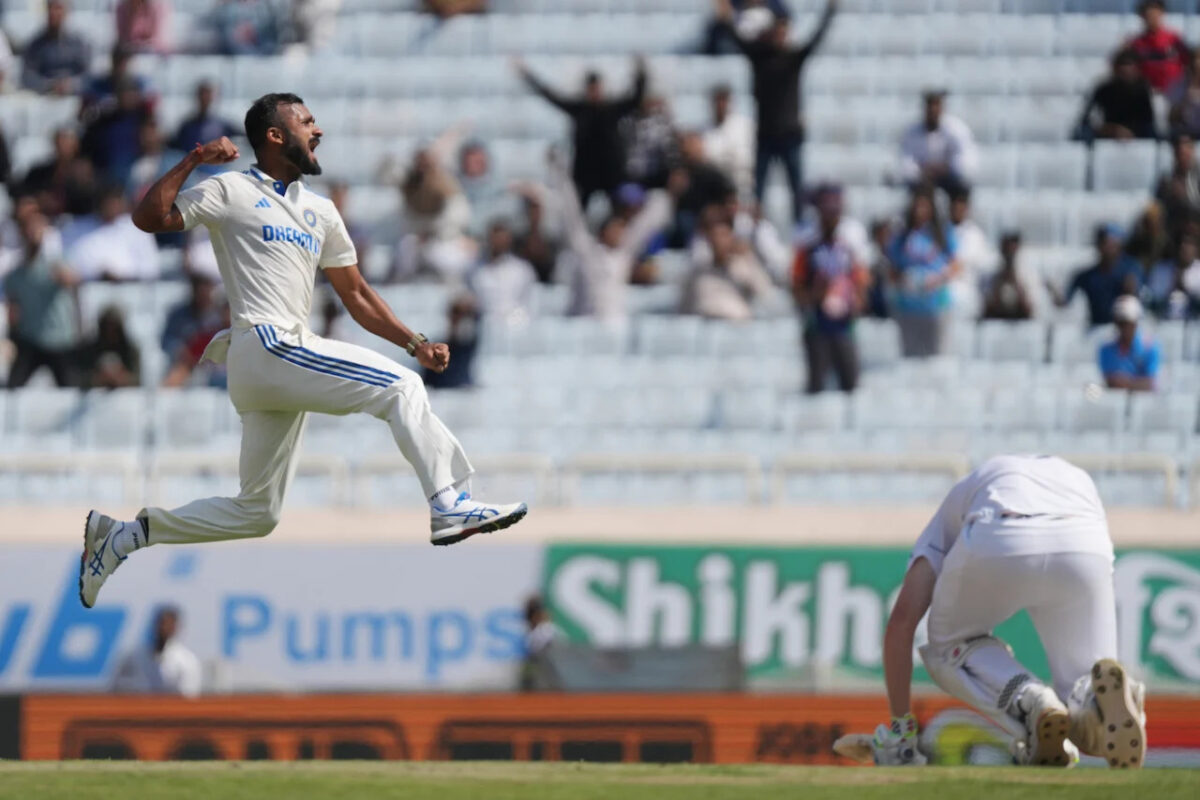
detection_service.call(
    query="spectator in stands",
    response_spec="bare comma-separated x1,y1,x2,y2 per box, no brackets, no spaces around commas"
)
21,0,91,96
288,0,343,53
681,218,773,321
792,185,867,393
468,219,538,323
326,181,368,269
1049,224,1142,328
622,95,677,190
1155,133,1200,238
111,606,201,697
1167,50,1200,138
163,298,231,388
172,81,240,153
672,132,736,248
1145,234,1200,320
162,274,220,362
80,46,155,125
423,294,479,390
982,232,1034,322
887,188,959,358
0,29,13,91
702,0,787,54
81,78,152,187
3,206,80,388
1126,0,1189,94
1078,49,1157,142
129,116,172,203
946,188,991,318
182,227,221,283
79,305,140,389
1125,201,1172,275
212,0,282,56
702,84,755,204
511,185,560,284
515,56,646,211
19,127,96,219
457,139,500,222
898,90,979,194
66,185,159,282
865,218,893,319
715,0,837,222
116,0,172,54
1099,295,1160,392
552,159,681,319
392,134,476,284
423,0,487,17
0,124,10,194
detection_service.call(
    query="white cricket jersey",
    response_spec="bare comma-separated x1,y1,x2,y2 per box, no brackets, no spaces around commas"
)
174,166,357,330
910,455,1113,575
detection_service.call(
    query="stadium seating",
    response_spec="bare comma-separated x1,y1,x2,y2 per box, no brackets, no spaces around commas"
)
0,1,1197,507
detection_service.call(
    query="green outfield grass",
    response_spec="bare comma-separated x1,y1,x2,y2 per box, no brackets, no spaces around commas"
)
0,762,1197,800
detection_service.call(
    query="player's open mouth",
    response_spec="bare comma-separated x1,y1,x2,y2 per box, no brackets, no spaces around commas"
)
309,138,320,154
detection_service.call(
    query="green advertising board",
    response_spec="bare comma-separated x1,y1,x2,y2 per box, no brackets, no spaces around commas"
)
540,545,1200,687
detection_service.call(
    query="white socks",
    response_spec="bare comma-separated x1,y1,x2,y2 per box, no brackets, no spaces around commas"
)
111,520,147,559
429,486,464,513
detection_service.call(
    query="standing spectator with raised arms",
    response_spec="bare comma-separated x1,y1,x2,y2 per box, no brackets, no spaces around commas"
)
714,0,837,223
514,56,646,212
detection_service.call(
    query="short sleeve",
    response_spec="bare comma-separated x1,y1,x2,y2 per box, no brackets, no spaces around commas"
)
1098,343,1116,377
907,473,973,576
174,175,229,230
319,212,358,269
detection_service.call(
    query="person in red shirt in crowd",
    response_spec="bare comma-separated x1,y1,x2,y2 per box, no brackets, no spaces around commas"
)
1126,0,1190,93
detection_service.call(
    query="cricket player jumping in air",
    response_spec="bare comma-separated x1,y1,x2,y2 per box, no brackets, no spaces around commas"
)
80,93,527,609
870,455,1146,768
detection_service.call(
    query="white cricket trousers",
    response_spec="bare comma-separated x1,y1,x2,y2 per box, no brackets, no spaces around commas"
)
926,522,1118,702
142,324,473,543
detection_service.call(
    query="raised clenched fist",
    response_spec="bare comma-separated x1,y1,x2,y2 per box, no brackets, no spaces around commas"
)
193,137,240,165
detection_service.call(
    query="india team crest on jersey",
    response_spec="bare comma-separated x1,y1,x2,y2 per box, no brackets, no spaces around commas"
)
303,209,317,227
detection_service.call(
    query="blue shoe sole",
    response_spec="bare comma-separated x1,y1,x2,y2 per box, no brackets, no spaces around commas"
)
432,503,528,547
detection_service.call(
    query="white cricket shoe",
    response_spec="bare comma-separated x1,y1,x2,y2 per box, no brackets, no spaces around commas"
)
1087,658,1147,769
430,493,528,546
79,511,135,609
1016,683,1074,767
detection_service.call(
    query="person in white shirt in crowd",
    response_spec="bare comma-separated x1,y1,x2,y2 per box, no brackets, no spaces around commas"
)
65,184,159,281
947,188,993,318
111,606,202,697
690,197,791,282
681,217,774,321
898,90,979,194
702,84,756,203
468,219,538,323
875,455,1146,769
551,157,684,320
391,127,476,284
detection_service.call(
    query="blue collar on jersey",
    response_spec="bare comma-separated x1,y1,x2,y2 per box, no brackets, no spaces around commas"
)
245,165,297,198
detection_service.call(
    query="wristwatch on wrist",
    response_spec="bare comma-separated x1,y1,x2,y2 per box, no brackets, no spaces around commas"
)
405,333,429,356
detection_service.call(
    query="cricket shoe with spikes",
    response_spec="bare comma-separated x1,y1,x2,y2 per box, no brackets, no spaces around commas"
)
1069,658,1147,769
79,511,141,608
430,492,528,546
1014,683,1075,767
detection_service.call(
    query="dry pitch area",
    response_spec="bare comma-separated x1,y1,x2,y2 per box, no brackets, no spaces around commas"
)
0,762,1197,800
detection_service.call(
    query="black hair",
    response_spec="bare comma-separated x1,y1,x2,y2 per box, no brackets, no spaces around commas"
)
905,185,947,253
949,187,972,204
711,83,732,99
244,92,305,152
1139,0,1166,12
